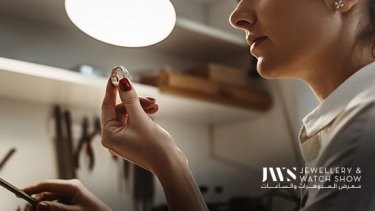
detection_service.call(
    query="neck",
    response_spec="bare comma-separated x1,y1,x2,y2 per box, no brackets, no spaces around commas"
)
302,44,375,102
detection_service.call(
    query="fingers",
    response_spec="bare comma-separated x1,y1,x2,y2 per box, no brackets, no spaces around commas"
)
140,96,156,109
144,96,156,102
37,201,81,211
33,192,61,202
115,99,159,114
23,179,80,199
101,78,117,127
145,104,159,114
102,76,159,128
117,77,147,121
114,97,158,124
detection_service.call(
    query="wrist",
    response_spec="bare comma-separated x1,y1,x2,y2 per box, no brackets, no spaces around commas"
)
150,147,208,211
152,147,189,181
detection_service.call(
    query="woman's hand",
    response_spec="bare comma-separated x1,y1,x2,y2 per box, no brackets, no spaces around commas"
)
101,77,185,173
101,77,208,211
23,179,111,211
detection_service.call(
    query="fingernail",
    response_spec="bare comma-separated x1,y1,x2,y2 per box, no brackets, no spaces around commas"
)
38,202,49,211
146,104,159,111
142,103,154,109
119,78,132,92
146,97,156,102
150,104,158,109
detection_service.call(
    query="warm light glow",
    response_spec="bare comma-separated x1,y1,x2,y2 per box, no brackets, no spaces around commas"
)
65,0,176,47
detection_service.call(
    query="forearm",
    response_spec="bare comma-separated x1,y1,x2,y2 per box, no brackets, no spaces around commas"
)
154,151,208,211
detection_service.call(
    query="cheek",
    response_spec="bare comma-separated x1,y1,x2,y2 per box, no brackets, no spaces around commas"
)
256,1,333,77
261,2,319,53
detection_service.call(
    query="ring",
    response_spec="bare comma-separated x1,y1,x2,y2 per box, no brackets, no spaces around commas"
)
111,66,130,87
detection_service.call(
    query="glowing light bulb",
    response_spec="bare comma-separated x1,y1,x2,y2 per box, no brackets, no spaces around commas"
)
65,0,176,47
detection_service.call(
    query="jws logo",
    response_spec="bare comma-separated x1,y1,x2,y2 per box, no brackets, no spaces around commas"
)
262,167,297,182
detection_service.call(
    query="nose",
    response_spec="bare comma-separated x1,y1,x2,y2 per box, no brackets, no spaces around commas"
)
229,1,255,31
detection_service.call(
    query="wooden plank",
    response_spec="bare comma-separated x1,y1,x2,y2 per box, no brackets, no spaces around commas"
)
186,63,251,87
140,69,272,111
159,85,271,111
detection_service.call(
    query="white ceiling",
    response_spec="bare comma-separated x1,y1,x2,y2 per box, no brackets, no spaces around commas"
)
0,0,245,71
0,0,68,27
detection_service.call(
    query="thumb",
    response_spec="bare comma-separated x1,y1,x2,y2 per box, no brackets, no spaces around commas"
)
118,77,147,121
37,201,80,211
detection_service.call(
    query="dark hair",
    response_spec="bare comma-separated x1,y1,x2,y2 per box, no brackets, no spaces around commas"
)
359,0,375,44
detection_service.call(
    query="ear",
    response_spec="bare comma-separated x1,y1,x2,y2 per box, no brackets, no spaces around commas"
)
334,0,360,13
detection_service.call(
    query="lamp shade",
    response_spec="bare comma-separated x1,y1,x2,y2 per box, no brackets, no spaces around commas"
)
65,0,176,47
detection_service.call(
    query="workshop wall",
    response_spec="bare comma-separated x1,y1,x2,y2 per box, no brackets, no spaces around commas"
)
0,97,260,210
0,81,312,210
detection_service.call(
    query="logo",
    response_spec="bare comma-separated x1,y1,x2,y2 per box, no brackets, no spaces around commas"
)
262,167,297,182
261,166,362,190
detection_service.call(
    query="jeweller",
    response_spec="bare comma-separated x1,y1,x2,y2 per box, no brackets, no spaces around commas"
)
111,66,130,87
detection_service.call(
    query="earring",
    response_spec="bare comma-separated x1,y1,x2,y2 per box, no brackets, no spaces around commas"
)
335,0,344,9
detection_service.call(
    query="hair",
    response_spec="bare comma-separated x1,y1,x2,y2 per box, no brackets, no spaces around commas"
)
358,0,375,44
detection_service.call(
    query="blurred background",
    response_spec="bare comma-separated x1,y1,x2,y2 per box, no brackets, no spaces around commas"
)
0,0,319,210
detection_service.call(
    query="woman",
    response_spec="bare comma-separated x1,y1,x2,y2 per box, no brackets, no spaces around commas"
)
23,0,375,210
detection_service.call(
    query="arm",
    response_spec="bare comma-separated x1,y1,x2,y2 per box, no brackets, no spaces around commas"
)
101,77,208,211
154,149,208,211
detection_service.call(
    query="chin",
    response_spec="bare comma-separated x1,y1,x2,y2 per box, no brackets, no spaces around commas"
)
256,57,283,79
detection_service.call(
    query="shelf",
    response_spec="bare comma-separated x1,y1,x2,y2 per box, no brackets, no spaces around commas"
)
152,17,249,61
0,57,259,125
141,68,272,111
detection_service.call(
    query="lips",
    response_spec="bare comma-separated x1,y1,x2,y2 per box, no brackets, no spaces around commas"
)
246,35,267,47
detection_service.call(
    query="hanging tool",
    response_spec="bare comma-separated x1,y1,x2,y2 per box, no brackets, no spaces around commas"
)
124,159,130,180
0,148,16,172
54,106,66,179
85,117,101,171
53,106,76,179
75,117,101,171
123,159,131,192
63,110,76,178
133,164,155,211
74,117,89,169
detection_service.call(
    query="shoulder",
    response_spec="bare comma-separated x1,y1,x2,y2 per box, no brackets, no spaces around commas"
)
316,100,375,179
329,86,375,148
321,101,375,165
303,103,375,211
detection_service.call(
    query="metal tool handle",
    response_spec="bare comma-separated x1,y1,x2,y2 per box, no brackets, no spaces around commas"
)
0,177,38,205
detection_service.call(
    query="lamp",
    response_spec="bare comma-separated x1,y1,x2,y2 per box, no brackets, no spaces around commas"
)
65,0,176,47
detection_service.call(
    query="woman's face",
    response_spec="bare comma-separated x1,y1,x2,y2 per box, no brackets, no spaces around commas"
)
230,0,342,79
